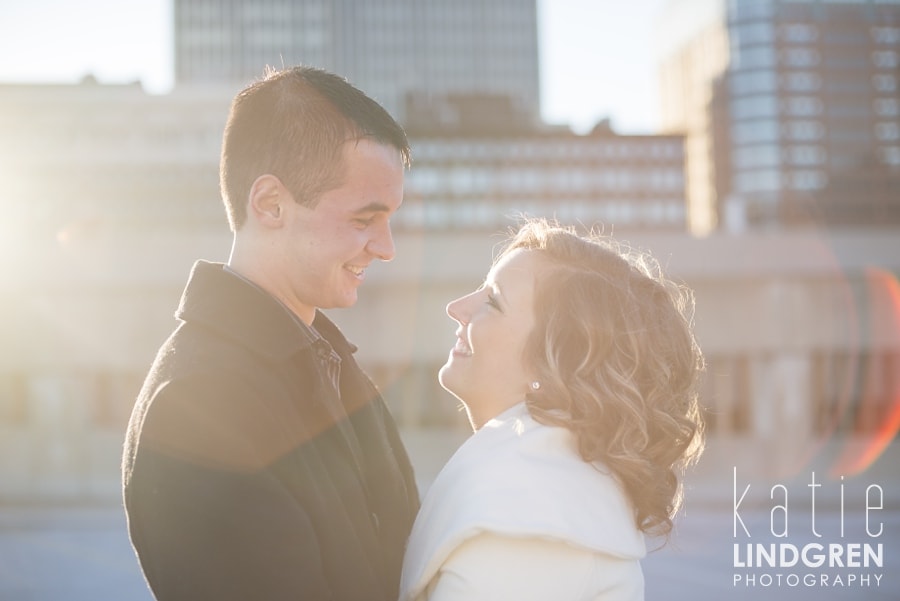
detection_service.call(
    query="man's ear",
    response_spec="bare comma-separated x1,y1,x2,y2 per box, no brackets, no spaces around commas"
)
247,174,288,227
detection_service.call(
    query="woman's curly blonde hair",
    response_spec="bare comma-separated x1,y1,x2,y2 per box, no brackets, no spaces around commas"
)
500,218,705,538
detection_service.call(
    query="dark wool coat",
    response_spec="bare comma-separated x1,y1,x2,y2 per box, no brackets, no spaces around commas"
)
122,261,420,601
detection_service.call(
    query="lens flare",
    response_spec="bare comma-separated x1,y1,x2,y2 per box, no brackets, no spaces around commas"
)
830,267,900,477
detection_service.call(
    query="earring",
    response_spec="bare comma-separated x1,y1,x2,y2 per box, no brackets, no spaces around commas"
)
530,381,541,391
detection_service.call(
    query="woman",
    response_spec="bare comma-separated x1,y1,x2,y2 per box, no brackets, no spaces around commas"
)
399,219,705,601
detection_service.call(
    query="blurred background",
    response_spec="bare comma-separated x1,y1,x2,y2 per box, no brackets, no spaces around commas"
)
0,0,898,599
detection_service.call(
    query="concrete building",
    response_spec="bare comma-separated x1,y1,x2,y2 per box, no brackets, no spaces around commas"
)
1,81,898,501
0,79,230,231
659,0,900,233
658,0,730,235
174,0,541,124
401,125,688,232
2,219,898,501
0,81,232,500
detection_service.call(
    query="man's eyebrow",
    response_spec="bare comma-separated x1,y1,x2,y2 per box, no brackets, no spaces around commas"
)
352,202,392,214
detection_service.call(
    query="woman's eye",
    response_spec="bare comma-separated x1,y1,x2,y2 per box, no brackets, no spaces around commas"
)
486,293,501,311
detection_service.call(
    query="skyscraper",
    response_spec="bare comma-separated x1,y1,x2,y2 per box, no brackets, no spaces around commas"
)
659,0,900,233
174,0,541,124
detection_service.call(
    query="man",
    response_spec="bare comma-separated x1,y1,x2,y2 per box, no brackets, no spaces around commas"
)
122,66,420,601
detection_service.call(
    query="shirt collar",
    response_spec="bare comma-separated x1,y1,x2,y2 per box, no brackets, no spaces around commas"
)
177,261,320,359
222,264,323,347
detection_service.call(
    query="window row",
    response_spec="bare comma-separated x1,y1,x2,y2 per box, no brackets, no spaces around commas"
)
733,169,787,193
406,167,684,195
765,72,893,95
732,144,831,168
731,46,899,70
732,23,900,46
732,95,900,119
733,142,900,171
731,0,900,24
700,350,900,436
391,199,686,230
732,119,900,143
411,141,683,162
741,119,814,142
732,71,899,95
0,371,142,429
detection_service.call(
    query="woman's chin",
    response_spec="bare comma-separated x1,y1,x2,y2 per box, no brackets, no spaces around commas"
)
438,366,466,401
437,363,453,388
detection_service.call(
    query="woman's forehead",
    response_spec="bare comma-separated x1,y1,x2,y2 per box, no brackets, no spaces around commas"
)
489,249,548,290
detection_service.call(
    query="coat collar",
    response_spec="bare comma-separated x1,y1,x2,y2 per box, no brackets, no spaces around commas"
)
399,405,646,601
176,260,356,360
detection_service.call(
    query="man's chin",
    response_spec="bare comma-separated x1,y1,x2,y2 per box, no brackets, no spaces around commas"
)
329,292,359,309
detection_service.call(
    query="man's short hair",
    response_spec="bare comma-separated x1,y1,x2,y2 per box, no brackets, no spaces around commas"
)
220,66,411,231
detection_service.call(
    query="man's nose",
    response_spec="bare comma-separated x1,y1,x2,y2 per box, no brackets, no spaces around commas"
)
367,221,396,261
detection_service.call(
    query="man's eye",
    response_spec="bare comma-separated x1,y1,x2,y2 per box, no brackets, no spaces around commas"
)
354,217,375,227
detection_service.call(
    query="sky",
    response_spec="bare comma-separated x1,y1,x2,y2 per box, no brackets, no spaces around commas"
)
0,0,669,134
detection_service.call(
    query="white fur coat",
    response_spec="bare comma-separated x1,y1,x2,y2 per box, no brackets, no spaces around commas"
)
400,403,646,601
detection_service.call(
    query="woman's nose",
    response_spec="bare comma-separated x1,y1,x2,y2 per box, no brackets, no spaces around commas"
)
446,294,471,324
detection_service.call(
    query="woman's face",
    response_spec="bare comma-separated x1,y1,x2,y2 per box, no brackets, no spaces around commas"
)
439,248,543,429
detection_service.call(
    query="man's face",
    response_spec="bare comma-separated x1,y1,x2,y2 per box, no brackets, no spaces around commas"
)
276,138,404,323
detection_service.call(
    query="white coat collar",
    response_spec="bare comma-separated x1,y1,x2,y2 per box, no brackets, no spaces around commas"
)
400,403,646,601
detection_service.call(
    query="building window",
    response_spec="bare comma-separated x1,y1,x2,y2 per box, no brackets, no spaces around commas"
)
730,0,775,22
811,352,855,435
784,96,823,117
881,147,900,165
789,145,826,166
734,144,782,168
872,50,899,69
850,352,900,434
701,354,752,435
0,372,28,425
735,45,777,70
424,202,451,229
734,169,781,192
790,170,826,190
734,21,775,45
406,166,440,195
780,23,818,43
876,122,900,141
873,74,898,92
871,26,900,44
666,202,685,224
733,119,780,143
782,71,821,92
732,94,779,119
784,120,824,141
731,69,777,95
781,47,820,68
90,371,141,430
875,98,900,117
395,200,424,229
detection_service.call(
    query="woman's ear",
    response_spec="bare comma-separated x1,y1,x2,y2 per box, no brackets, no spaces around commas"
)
247,174,287,227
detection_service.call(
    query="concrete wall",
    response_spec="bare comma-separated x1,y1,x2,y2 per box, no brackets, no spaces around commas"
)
0,224,898,501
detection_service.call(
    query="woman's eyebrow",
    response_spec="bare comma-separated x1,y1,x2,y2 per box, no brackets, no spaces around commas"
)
488,280,505,301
